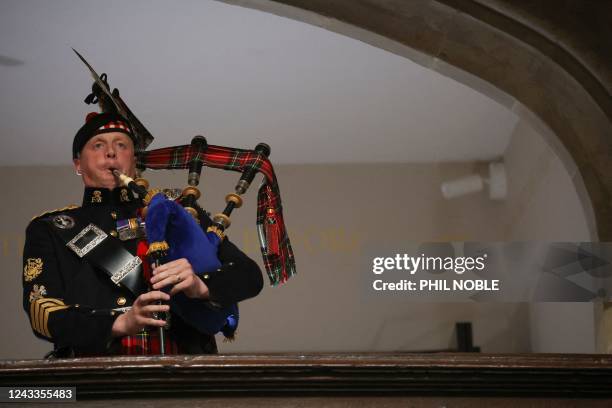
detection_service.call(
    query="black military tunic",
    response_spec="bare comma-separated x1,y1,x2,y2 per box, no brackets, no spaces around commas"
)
22,187,263,356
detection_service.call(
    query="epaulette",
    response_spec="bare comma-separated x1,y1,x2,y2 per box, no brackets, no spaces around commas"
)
31,205,80,222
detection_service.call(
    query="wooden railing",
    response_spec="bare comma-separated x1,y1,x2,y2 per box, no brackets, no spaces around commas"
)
1,353,612,402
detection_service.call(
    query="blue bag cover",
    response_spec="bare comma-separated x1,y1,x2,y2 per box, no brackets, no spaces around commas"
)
146,193,222,273
145,193,238,336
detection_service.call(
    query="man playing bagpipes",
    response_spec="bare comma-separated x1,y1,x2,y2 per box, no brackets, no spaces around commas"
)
21,52,295,357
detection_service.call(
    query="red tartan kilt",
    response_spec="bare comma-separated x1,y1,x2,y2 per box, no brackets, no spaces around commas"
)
120,329,179,355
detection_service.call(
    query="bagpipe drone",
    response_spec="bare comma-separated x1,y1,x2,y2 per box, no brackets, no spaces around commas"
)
73,49,296,352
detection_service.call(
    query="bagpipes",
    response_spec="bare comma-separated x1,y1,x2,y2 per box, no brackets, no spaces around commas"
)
74,50,296,350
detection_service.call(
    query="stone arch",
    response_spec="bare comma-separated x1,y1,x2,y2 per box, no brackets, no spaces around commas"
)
223,0,612,240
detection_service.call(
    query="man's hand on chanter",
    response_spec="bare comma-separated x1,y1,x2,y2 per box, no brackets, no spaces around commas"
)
150,258,210,299
111,290,170,337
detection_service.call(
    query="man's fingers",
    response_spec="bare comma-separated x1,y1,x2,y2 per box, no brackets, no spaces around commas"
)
150,271,170,283
169,281,186,296
139,317,167,328
136,290,170,304
152,258,187,273
147,290,170,302
150,268,181,283
153,271,184,284
140,304,170,315
152,258,192,277
169,274,193,295
151,275,180,290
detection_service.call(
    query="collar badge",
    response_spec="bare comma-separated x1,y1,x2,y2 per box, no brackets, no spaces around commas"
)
52,214,75,229
120,188,130,202
92,190,103,203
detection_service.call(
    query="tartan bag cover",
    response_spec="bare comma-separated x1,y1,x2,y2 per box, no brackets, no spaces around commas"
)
137,143,296,285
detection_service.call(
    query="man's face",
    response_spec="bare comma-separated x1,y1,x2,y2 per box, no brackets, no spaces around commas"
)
73,132,136,189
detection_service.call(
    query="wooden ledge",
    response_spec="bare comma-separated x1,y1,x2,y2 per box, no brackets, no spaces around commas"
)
1,353,612,398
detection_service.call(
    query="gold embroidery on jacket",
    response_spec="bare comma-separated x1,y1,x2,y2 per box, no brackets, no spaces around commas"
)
29,297,68,338
28,284,47,302
24,258,43,282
